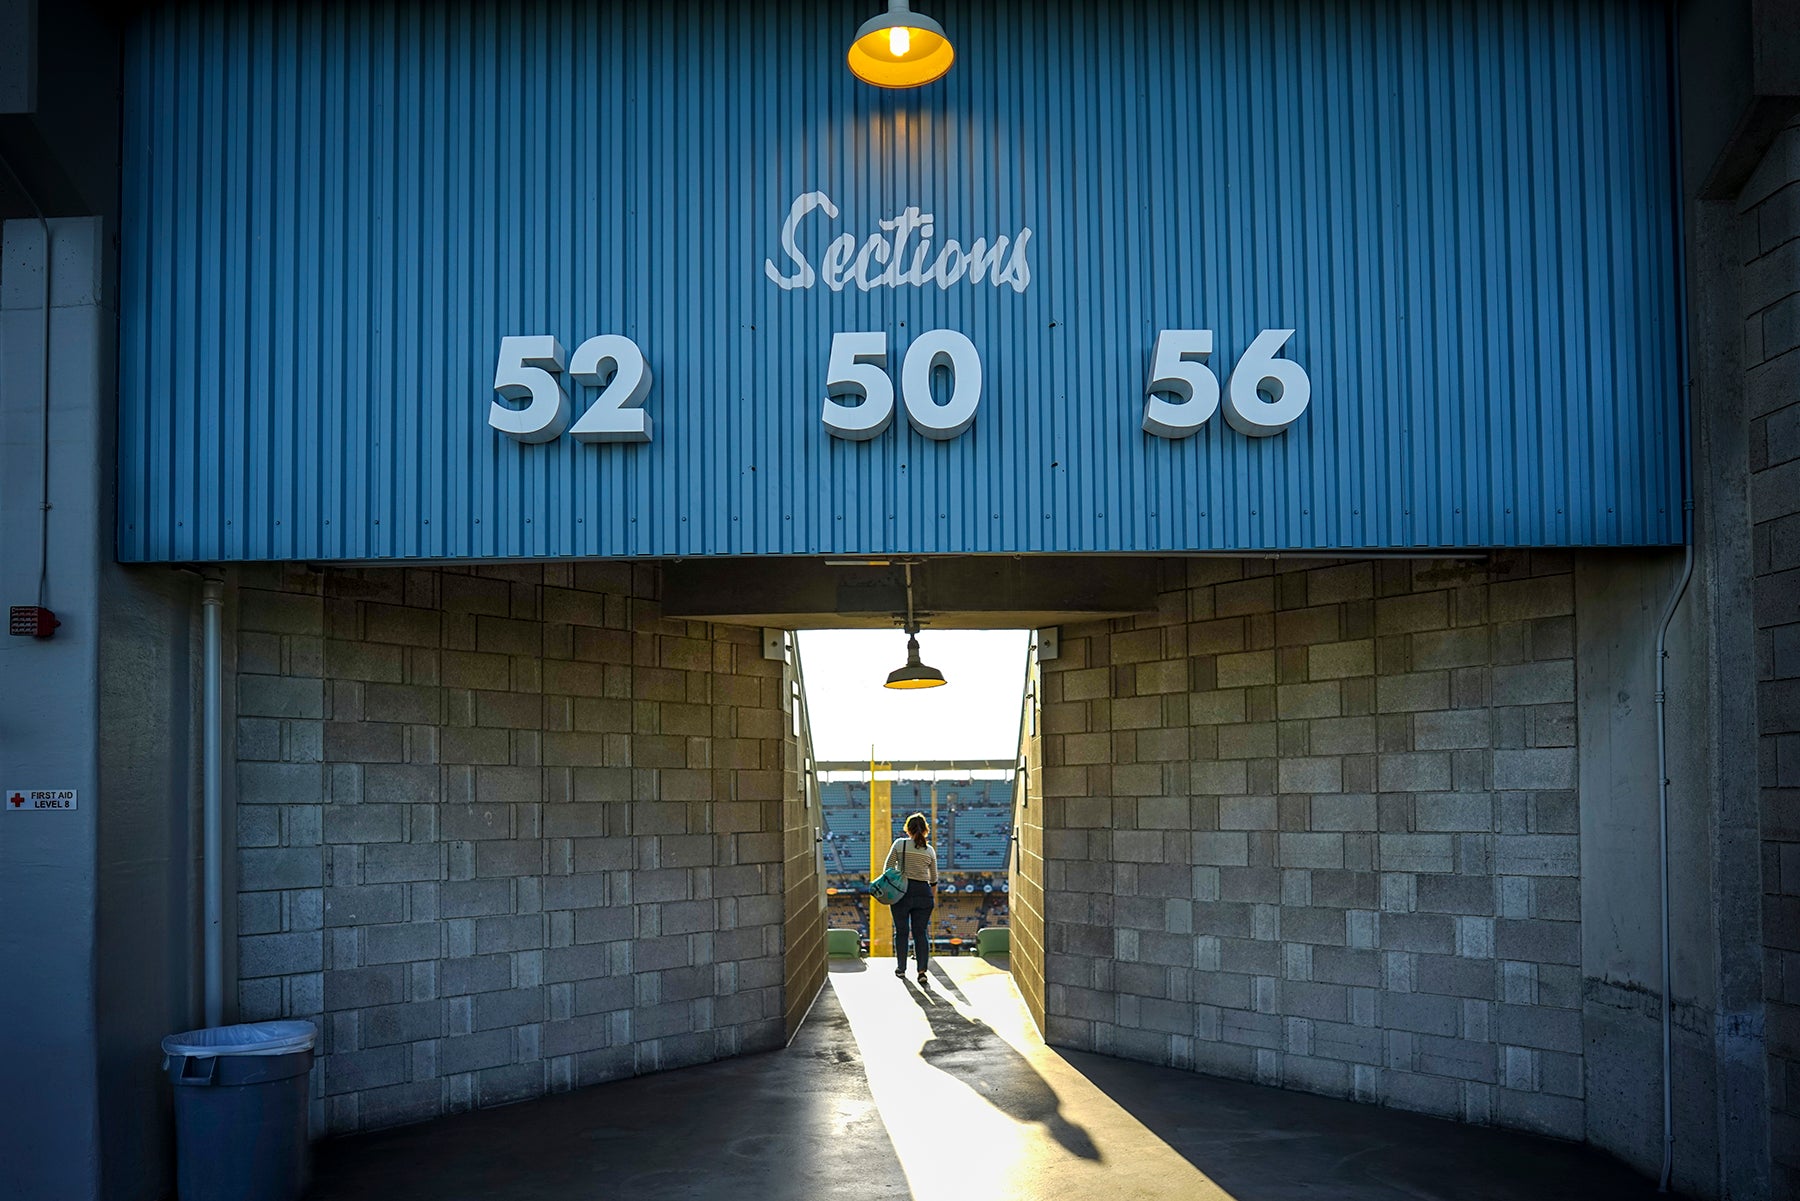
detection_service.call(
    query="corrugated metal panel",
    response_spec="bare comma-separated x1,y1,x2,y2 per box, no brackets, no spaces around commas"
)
117,0,1682,562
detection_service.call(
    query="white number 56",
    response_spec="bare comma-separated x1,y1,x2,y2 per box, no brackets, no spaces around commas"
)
1144,328,1310,439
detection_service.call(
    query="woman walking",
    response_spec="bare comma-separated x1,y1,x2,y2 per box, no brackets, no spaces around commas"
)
884,813,938,984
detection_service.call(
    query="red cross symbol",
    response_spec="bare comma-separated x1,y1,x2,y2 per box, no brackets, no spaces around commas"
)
8,793,24,809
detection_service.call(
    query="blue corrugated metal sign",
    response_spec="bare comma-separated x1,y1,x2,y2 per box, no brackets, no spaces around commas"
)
117,0,1681,562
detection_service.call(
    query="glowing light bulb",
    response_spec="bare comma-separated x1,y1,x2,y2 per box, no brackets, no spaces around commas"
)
847,4,952,88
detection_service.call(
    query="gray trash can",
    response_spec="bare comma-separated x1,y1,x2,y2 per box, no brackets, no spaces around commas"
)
162,1020,317,1201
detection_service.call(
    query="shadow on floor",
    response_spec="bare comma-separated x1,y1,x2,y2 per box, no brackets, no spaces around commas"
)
1057,1049,1678,1201
908,970,1099,1161
310,956,1684,1201
948,954,1674,1199
308,985,910,1201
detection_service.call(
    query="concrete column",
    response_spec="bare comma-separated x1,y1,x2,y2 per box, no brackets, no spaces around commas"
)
1738,118,1800,1201
1574,551,1730,1189
1682,184,1776,1201
1,215,200,1201
0,216,108,1200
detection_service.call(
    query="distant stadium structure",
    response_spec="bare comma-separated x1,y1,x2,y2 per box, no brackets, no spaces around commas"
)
819,776,1014,949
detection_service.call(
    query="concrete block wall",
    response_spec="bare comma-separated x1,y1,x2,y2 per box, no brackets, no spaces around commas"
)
229,562,798,1134
1012,644,1048,1034
1036,553,1588,1138
1744,118,1800,1198
782,637,826,1040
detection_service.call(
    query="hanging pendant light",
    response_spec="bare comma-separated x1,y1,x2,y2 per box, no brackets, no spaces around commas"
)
884,563,947,688
886,631,947,689
847,0,955,89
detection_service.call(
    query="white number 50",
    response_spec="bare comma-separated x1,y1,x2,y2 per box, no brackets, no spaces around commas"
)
823,329,982,441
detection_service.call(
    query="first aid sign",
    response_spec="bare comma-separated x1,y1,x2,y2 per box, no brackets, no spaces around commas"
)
7,789,77,812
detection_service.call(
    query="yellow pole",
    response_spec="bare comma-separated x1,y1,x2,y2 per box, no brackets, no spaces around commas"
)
869,755,892,959
930,779,940,952
929,779,938,864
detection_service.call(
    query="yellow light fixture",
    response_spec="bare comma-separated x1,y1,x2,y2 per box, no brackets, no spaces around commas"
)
847,0,954,89
885,631,947,689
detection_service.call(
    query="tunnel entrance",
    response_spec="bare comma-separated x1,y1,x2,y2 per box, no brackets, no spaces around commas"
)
662,556,1157,1045
798,627,1029,971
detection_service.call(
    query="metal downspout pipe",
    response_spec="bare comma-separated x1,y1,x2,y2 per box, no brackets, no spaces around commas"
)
201,577,226,1028
1653,528,1693,1192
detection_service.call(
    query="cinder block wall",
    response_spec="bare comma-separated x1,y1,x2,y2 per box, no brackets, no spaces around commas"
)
782,638,826,1039
1012,645,1048,1033
230,562,803,1134
1037,554,1586,1138
1744,119,1800,1198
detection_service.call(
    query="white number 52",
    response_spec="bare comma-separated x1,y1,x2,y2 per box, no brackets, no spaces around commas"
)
489,334,653,444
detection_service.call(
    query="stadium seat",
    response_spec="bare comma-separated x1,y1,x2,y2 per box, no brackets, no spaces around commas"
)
977,927,1010,957
826,928,862,958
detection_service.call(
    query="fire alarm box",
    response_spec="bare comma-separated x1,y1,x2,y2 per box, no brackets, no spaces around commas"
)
9,607,60,638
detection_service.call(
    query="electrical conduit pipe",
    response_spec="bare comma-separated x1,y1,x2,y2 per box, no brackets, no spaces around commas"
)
202,576,225,1028
1653,528,1692,1191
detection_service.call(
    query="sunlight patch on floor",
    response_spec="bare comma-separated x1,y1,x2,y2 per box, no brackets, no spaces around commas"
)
830,958,1237,1201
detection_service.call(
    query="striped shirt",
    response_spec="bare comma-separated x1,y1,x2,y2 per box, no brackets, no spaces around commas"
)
885,838,938,885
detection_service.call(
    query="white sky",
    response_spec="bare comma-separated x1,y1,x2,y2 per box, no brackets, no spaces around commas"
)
796,629,1032,763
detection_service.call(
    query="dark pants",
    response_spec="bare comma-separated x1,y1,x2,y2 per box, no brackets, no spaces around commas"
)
891,880,934,972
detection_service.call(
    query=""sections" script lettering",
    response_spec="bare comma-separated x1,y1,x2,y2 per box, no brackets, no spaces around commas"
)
763,190,1032,294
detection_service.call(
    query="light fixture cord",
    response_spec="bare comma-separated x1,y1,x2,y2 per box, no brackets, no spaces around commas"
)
903,562,917,636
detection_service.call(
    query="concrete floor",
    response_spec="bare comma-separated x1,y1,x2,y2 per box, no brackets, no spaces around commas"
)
311,958,1672,1200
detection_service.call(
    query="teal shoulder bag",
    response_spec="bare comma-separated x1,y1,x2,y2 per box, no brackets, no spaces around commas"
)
869,840,907,904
